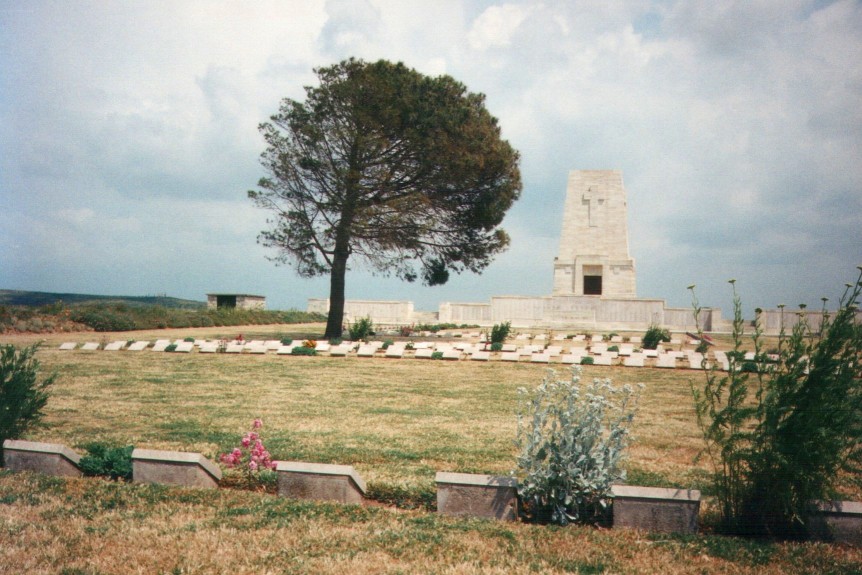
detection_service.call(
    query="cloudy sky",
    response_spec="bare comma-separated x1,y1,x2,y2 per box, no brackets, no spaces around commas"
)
2,1,860,316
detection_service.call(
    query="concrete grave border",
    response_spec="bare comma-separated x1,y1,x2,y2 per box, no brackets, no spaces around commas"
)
276,461,366,504
131,448,222,489
809,500,862,546
2,439,82,477
611,484,700,534
436,472,518,521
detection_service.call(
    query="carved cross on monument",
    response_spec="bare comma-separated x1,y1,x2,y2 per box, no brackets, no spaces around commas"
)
582,186,605,227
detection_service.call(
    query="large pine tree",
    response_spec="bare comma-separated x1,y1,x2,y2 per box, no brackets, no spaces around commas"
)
249,59,521,338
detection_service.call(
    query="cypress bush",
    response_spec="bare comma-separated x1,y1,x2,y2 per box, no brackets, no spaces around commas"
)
0,344,56,461
690,269,862,539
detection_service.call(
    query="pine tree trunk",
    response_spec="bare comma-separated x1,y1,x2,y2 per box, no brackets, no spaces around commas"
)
324,250,348,339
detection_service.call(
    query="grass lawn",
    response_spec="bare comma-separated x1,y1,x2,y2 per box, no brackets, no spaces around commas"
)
1,325,861,574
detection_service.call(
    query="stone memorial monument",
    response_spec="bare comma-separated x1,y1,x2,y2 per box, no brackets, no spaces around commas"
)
552,170,637,298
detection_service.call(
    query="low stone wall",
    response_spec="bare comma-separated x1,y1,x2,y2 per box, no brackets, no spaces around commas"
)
131,449,222,489
438,302,493,324
310,295,723,332
308,299,415,325
2,439,82,477
809,500,862,546
611,485,701,534
436,472,518,521
276,461,366,505
15,442,862,543
756,308,862,336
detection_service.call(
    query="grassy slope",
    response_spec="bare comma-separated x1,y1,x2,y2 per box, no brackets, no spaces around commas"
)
0,289,205,309
0,327,860,574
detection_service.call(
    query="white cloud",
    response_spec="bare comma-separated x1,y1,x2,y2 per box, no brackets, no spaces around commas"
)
468,4,534,50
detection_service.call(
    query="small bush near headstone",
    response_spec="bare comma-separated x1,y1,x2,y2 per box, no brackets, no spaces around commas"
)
690,270,862,539
382,339,394,350
79,443,134,481
490,342,503,352
280,338,293,346
329,338,343,345
183,337,195,342
0,344,56,461
165,343,178,352
349,316,374,341
515,366,641,525
490,321,511,344
607,345,619,353
642,324,671,350
291,346,316,356
431,351,444,360
580,356,594,365
740,360,758,373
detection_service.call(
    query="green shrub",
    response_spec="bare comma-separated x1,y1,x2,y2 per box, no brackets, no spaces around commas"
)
642,324,671,350
690,270,862,539
580,356,594,365
740,360,758,373
515,367,641,525
607,345,619,353
727,350,745,362
165,343,178,352
291,346,316,356
183,337,195,342
70,307,137,331
0,344,56,461
280,338,293,346
64,304,324,332
490,342,503,352
78,443,134,481
490,321,511,344
382,339,394,350
431,351,444,360
328,338,343,345
349,316,374,341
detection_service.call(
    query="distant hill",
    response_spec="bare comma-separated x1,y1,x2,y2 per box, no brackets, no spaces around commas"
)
0,289,206,309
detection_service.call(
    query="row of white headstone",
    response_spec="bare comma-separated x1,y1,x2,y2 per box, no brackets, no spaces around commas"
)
57,340,747,370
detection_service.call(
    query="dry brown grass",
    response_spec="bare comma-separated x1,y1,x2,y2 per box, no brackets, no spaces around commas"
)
1,326,861,574
2,471,861,575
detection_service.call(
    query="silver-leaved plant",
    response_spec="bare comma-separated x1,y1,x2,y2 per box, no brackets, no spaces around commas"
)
515,366,642,525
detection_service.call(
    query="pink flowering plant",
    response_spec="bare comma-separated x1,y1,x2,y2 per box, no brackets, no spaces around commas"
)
220,418,277,481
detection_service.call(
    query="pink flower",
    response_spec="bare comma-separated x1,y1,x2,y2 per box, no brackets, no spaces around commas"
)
219,418,277,476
